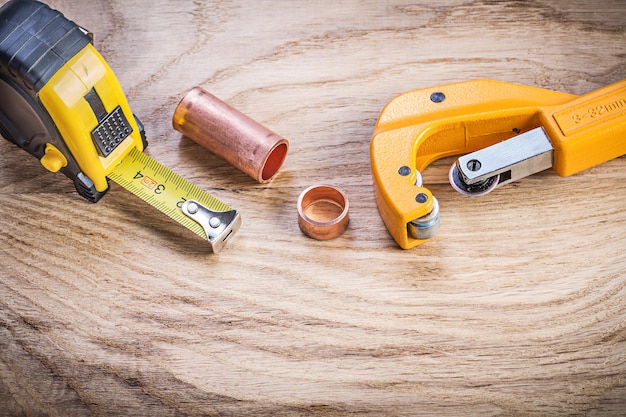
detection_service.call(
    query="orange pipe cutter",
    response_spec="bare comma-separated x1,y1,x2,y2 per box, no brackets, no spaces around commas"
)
370,79,626,249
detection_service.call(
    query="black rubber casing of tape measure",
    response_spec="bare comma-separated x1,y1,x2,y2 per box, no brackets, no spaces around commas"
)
0,0,146,202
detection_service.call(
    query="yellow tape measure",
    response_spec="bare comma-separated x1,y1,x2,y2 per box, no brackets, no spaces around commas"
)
108,147,241,252
0,0,241,253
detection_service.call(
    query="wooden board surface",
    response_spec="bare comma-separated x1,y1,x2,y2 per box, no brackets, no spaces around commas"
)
1,1,625,415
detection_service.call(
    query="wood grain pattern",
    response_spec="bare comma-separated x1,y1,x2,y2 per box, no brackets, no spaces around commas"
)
1,1,625,415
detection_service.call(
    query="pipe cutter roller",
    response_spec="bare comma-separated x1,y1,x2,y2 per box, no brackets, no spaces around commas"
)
370,79,626,249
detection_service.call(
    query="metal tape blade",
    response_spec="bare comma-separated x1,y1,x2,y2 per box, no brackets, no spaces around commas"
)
107,147,239,252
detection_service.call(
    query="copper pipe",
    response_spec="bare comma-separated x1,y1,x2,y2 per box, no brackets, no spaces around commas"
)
172,87,288,183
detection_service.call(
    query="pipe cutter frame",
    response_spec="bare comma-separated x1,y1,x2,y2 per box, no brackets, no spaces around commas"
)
370,79,626,249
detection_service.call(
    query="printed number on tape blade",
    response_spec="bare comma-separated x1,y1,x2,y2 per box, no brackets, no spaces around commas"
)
108,147,241,253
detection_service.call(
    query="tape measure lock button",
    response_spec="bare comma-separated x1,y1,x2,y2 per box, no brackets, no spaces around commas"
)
40,144,68,172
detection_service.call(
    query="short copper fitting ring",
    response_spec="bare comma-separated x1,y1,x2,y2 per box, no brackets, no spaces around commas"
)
297,185,349,240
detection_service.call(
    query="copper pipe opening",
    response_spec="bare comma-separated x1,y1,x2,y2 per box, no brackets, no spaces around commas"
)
262,142,288,182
